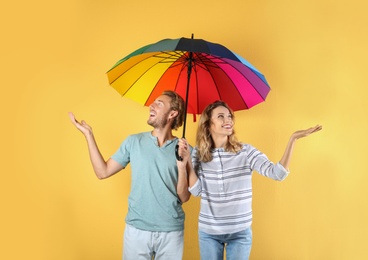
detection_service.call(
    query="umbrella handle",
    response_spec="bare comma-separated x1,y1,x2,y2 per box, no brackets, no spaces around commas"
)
175,144,183,161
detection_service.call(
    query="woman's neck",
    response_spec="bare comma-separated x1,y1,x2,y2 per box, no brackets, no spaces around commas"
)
212,135,228,148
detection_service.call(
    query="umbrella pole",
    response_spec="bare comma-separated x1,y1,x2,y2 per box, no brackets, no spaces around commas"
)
182,51,193,139
175,50,193,161
182,33,195,139
175,34,194,161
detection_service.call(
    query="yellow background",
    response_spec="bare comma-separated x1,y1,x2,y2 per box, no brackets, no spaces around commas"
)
1,0,367,259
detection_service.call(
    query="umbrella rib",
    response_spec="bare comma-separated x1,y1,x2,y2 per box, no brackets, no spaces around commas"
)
112,51,184,85
209,55,269,105
153,51,185,62
114,54,180,96
191,54,247,109
140,52,189,101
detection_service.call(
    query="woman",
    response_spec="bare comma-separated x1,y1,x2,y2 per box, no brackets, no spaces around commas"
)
178,100,322,260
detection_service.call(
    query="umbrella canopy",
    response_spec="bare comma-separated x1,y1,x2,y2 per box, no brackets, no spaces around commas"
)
107,35,271,137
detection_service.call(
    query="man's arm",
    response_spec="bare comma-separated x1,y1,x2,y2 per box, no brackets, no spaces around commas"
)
69,112,124,179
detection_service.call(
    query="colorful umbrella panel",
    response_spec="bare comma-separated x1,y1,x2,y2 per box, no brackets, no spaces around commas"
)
107,37,270,116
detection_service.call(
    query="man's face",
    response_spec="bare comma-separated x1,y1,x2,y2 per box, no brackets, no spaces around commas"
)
147,94,172,129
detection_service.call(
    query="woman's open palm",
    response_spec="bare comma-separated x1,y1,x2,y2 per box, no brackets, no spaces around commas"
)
292,125,322,140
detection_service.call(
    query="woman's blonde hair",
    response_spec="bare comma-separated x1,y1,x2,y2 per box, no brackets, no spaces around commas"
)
196,101,242,162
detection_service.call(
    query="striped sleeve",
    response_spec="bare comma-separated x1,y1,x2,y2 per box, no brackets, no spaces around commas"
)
246,144,289,181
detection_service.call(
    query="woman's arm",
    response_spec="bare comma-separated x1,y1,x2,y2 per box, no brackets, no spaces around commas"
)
176,138,192,203
280,124,322,169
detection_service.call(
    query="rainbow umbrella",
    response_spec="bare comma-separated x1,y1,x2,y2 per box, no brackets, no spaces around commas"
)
107,35,270,139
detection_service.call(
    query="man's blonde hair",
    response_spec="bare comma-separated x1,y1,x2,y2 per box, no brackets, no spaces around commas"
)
162,90,185,130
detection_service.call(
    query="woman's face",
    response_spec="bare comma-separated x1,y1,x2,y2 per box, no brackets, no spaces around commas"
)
209,106,234,138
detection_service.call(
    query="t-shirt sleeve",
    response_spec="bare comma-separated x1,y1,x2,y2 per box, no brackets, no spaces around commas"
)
110,136,131,167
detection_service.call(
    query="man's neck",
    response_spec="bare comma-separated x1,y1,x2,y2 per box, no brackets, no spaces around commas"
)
152,128,175,147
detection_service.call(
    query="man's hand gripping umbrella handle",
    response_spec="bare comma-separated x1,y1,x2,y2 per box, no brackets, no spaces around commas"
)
175,145,183,161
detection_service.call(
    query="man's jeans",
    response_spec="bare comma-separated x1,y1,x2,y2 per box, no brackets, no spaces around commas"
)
123,224,184,260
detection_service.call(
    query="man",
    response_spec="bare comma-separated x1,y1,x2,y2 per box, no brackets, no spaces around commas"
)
69,90,191,260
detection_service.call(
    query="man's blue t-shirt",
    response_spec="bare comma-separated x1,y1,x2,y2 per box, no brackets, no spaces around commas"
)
111,132,185,232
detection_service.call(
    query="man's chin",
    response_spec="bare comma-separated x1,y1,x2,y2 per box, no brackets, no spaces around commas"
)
147,119,156,128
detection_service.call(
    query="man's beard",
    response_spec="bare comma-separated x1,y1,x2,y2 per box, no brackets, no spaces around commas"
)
147,111,170,129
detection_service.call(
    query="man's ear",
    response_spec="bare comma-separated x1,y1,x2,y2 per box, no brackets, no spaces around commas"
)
169,110,178,119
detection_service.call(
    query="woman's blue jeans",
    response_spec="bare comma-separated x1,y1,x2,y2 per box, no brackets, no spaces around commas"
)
199,227,252,260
